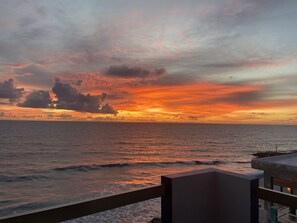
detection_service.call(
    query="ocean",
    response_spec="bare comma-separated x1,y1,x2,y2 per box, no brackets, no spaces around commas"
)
1,120,297,222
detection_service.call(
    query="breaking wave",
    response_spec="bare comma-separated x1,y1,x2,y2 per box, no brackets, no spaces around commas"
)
53,160,227,172
0,175,48,183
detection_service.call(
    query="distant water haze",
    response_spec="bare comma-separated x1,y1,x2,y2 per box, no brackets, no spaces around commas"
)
1,121,297,222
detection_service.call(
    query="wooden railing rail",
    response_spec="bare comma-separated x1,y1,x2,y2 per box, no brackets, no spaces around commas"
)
0,185,165,223
257,187,297,209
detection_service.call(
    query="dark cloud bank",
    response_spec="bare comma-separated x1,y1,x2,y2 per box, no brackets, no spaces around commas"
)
0,79,24,103
0,78,117,114
105,65,166,78
18,90,52,108
52,79,117,114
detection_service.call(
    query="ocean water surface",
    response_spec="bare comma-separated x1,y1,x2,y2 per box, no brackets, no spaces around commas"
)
1,121,297,222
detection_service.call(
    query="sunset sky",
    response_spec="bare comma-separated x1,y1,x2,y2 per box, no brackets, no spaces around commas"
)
1,0,297,124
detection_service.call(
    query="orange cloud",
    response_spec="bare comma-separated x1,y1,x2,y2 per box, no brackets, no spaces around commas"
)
124,82,262,113
110,81,297,123
2,77,297,124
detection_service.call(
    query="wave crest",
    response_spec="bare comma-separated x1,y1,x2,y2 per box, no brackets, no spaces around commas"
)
53,160,227,172
0,175,48,183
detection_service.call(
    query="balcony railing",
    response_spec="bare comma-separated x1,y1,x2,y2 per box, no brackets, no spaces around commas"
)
257,187,297,209
0,185,164,223
1,168,297,223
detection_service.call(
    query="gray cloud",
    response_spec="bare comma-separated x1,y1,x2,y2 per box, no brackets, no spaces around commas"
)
16,74,54,90
18,90,52,108
0,79,24,102
142,73,196,86
99,104,118,115
201,61,254,69
105,65,166,78
212,90,263,105
14,65,51,76
52,79,117,114
14,64,55,89
199,59,279,69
